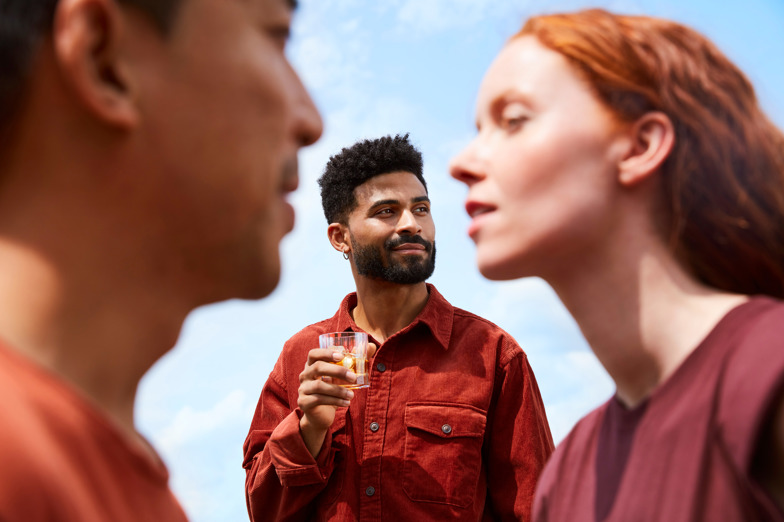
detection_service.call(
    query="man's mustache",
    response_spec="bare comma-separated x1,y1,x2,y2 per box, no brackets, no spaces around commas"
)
385,235,433,253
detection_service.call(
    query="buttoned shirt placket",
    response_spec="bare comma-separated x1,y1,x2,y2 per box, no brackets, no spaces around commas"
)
359,333,394,521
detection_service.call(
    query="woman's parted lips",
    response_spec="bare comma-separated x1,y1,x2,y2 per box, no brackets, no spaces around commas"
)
465,200,496,218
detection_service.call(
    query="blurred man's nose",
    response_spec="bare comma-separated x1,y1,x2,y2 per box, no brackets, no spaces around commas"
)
293,75,323,148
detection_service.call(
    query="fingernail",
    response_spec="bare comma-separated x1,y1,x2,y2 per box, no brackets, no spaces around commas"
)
346,371,356,381
346,390,355,399
341,399,351,407
332,352,343,361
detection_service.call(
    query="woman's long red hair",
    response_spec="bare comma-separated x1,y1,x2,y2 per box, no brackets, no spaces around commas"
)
518,9,784,297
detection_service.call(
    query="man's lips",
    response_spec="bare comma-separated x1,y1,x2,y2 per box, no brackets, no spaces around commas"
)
281,157,300,194
283,200,295,233
393,243,427,253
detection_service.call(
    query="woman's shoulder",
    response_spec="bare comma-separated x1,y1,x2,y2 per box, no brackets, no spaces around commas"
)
724,295,784,338
717,296,784,471
719,296,784,378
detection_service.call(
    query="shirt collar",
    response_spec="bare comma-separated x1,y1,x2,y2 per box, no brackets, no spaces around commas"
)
332,283,453,351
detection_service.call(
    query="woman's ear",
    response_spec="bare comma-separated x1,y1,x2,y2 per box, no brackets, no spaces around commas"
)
327,223,351,256
53,0,138,128
618,111,675,186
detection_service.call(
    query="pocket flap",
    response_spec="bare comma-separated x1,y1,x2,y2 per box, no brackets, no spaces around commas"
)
405,402,486,438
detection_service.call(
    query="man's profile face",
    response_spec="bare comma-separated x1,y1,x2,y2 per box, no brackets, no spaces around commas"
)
128,0,322,301
347,171,436,285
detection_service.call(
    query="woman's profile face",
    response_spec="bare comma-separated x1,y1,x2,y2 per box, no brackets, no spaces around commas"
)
450,36,631,281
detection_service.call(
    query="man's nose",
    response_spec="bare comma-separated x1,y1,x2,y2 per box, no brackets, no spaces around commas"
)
396,210,422,235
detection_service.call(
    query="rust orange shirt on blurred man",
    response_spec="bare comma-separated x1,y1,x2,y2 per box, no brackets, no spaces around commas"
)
0,342,187,521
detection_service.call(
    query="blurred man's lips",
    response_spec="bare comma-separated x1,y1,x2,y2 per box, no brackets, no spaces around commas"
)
283,200,295,233
281,157,300,193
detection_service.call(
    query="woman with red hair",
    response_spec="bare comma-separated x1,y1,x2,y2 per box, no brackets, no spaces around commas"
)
450,8,784,521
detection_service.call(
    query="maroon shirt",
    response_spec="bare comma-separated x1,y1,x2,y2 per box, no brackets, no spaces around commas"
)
0,342,188,521
243,284,554,521
533,297,784,522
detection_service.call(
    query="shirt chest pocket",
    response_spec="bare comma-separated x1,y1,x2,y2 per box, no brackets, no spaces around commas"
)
402,402,487,508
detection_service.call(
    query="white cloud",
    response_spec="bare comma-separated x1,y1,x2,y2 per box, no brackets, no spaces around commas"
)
395,0,521,35
546,351,614,442
289,3,372,108
156,390,248,454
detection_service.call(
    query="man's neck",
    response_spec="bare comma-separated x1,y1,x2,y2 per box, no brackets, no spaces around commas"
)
0,78,194,450
0,238,187,443
350,279,430,344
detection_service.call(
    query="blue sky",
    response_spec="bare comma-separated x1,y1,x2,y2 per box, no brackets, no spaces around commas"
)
136,1,784,520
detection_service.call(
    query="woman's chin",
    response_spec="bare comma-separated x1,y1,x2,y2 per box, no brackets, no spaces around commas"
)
477,257,529,282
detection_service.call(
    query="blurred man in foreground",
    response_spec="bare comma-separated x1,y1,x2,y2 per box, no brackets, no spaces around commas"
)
0,0,321,519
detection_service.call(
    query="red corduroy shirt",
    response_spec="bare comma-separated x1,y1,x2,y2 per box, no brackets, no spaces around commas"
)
243,284,554,521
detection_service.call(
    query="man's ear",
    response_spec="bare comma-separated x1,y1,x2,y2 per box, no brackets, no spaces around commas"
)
617,111,675,187
327,223,351,256
53,0,138,128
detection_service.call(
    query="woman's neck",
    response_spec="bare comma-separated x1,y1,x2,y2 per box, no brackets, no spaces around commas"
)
549,240,746,408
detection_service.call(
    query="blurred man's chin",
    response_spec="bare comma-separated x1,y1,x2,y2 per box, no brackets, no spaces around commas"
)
255,265,282,299
235,255,282,301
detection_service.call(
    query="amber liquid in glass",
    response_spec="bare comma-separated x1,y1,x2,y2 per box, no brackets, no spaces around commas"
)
332,353,369,389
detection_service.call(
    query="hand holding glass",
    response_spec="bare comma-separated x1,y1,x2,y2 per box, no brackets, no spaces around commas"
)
318,332,370,389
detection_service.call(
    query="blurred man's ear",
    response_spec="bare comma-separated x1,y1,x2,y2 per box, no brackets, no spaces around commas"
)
53,0,139,128
617,111,675,187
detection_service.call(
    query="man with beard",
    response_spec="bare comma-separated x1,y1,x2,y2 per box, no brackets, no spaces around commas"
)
243,134,554,522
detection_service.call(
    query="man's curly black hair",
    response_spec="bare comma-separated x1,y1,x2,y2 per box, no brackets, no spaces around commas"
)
318,133,426,224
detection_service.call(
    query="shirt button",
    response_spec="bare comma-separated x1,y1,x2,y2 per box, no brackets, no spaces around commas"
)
369,421,380,432
365,486,376,497
442,424,452,435
376,362,387,372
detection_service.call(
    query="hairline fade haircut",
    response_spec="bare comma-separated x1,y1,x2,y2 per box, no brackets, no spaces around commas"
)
517,8,784,298
0,0,183,136
318,133,427,225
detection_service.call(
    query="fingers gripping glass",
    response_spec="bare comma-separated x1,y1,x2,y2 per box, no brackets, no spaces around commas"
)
318,332,370,389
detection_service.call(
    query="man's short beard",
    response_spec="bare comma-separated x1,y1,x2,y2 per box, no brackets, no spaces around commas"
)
351,233,436,285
